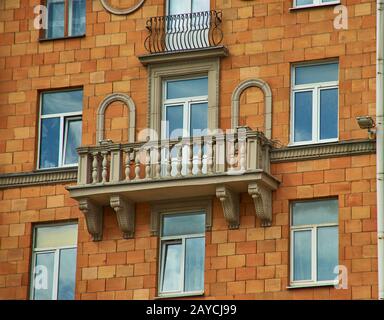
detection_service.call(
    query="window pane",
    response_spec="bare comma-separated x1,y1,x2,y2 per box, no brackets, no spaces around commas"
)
33,252,55,300
166,105,184,139
162,242,182,292
296,0,314,6
64,119,82,165
192,0,210,12
39,118,60,169
35,224,78,249
320,88,338,140
190,102,208,136
47,0,65,39
162,213,205,237
69,0,86,36
317,226,338,281
185,237,205,292
42,90,83,115
168,0,190,15
166,78,208,100
294,91,313,142
293,230,312,281
292,199,338,226
58,248,77,300
295,63,339,85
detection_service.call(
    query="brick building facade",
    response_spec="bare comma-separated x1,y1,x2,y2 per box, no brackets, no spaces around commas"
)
0,0,379,300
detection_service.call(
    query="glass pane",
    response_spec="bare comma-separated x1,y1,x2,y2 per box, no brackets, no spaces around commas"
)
162,213,205,237
320,88,338,140
166,105,184,139
292,199,338,226
42,90,83,115
185,237,205,292
47,0,65,39
64,119,82,165
162,242,182,292
293,230,312,281
35,224,78,249
58,248,77,300
39,118,60,169
33,252,55,300
317,226,338,281
69,0,86,36
190,102,208,136
166,78,208,100
294,91,313,142
192,0,210,12
296,0,314,6
169,0,190,15
295,63,339,85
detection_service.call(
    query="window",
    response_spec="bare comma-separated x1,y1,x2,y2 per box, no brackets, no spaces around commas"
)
162,76,208,139
44,0,86,39
291,61,339,145
30,223,78,300
293,0,340,8
38,89,83,169
290,199,339,287
167,0,209,15
159,212,205,296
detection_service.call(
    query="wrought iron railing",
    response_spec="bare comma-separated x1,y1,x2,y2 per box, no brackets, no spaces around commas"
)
144,10,223,54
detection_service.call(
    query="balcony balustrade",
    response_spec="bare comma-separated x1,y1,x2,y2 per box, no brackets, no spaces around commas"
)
144,10,223,54
67,128,280,241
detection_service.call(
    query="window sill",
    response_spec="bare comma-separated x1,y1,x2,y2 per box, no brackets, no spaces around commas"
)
287,282,337,289
287,139,339,148
154,291,205,300
289,2,340,11
39,34,86,42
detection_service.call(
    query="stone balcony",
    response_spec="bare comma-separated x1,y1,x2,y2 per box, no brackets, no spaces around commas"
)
67,128,280,241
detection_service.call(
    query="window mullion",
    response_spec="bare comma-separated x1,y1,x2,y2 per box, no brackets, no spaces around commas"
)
52,249,60,300
58,116,64,167
312,87,318,143
64,0,69,37
312,227,317,282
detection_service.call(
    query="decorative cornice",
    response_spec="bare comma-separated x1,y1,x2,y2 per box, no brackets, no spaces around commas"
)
270,140,376,163
0,168,77,189
138,46,229,66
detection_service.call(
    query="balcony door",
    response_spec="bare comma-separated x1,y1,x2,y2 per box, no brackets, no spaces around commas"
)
161,76,208,176
166,0,210,51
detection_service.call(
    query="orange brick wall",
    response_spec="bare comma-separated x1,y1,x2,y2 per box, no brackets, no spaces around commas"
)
0,0,378,300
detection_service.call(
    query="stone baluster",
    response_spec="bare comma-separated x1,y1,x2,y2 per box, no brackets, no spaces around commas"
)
134,149,141,180
101,151,109,183
206,138,214,175
124,148,132,181
145,147,151,179
196,138,203,175
187,139,193,176
176,142,183,177
155,144,161,179
166,144,172,177
91,151,100,184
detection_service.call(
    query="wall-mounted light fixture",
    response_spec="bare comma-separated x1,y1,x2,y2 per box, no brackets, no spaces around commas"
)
356,116,376,139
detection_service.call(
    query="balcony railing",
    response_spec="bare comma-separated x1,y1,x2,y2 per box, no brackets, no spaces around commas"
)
144,10,223,54
67,128,280,241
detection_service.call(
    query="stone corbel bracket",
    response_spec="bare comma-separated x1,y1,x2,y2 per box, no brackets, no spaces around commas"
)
248,183,272,227
79,198,103,241
110,195,135,239
216,186,239,229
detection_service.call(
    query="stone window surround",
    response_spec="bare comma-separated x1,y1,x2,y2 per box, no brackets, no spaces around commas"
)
96,93,136,145
150,197,213,236
147,58,220,138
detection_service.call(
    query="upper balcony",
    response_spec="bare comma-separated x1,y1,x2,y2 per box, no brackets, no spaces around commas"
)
138,10,228,66
67,128,280,241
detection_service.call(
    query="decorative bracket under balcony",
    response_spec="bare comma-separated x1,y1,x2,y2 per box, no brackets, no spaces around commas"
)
216,186,240,229
78,198,103,241
110,195,135,239
248,183,273,227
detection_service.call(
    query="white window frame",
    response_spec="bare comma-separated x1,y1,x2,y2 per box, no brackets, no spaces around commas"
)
161,75,209,140
290,200,339,288
158,211,206,298
37,89,83,170
293,0,340,9
30,222,78,300
290,60,339,146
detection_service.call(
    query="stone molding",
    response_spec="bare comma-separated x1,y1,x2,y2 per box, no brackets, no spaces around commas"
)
96,93,136,145
100,0,145,15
